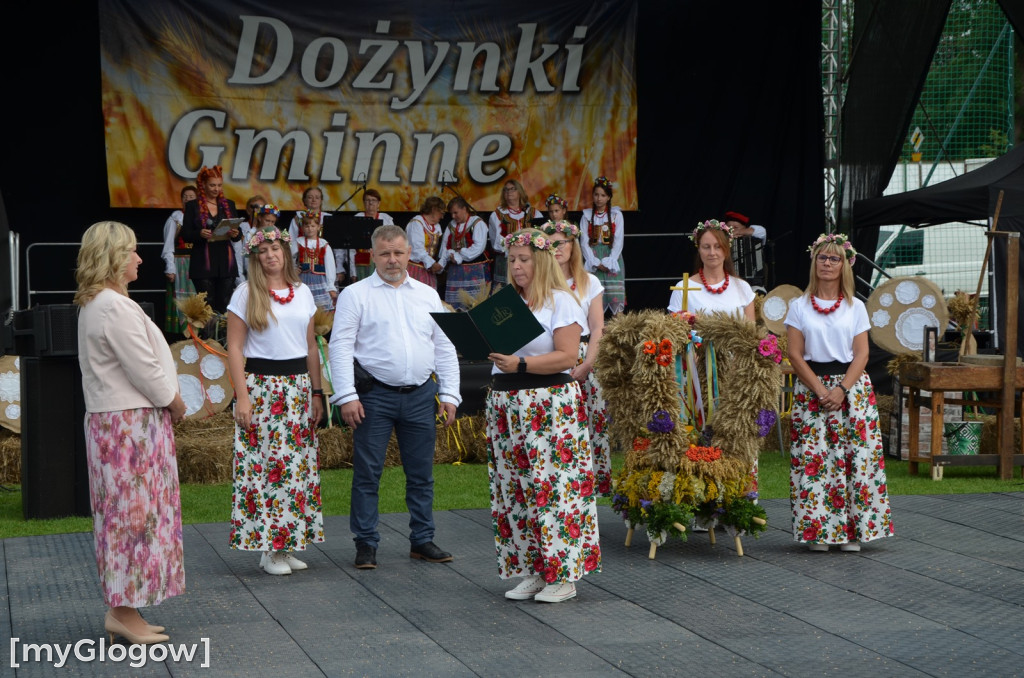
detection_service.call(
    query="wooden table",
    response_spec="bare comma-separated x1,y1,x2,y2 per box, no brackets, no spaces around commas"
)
900,361,1024,479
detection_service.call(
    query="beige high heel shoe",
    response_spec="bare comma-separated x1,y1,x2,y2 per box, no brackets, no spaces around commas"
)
104,610,169,645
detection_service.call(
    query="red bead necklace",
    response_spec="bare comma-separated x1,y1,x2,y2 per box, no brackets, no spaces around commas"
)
699,269,729,294
811,291,843,315
269,284,295,305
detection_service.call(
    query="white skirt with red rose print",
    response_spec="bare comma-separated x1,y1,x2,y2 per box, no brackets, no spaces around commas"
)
485,381,602,583
229,372,324,552
789,373,894,545
576,341,612,497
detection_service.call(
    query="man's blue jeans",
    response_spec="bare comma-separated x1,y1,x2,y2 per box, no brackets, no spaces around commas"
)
350,379,439,548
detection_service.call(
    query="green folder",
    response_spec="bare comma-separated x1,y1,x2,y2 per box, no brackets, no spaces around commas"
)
430,285,544,360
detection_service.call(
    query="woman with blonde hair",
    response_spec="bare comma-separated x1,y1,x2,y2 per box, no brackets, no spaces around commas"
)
226,224,325,575
543,218,612,497
485,228,600,604
76,221,187,644
784,233,893,553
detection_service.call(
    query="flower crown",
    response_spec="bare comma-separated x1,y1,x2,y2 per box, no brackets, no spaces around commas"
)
246,226,291,253
503,230,553,251
808,232,857,265
594,176,613,191
300,209,321,223
257,203,281,217
689,219,734,244
541,220,580,239
545,194,568,208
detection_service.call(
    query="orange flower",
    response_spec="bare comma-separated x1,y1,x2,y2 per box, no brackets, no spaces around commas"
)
659,338,673,354
685,444,723,463
655,353,672,367
632,437,651,451
642,341,656,354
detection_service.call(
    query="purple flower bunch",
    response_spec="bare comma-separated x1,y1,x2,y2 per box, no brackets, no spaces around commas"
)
756,409,777,437
647,409,675,434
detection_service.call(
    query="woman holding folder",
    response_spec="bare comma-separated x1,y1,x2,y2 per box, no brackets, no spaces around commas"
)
180,165,241,314
484,228,601,604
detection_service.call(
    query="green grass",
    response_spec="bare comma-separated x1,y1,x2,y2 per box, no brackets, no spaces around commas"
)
1,451,1021,539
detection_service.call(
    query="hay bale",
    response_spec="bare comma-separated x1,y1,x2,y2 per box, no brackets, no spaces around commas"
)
174,410,235,483
979,415,1022,455
0,429,20,484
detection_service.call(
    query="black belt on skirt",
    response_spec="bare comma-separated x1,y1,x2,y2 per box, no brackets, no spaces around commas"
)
373,377,430,394
806,360,850,377
245,357,308,376
580,334,591,343
490,372,573,392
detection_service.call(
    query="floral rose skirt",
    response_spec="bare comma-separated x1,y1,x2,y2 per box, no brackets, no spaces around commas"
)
485,381,601,583
229,372,324,552
576,342,612,496
85,407,185,608
790,373,894,545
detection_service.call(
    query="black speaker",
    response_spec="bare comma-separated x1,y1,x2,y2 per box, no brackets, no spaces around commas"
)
13,301,157,357
20,356,91,519
12,304,79,357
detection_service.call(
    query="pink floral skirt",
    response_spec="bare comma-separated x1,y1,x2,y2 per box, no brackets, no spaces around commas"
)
84,407,185,608
485,381,601,582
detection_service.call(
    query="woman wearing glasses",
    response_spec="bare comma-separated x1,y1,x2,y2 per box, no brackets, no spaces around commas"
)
784,234,893,553
667,219,756,322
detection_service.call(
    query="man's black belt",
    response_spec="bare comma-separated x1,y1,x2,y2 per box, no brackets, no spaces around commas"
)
373,378,429,394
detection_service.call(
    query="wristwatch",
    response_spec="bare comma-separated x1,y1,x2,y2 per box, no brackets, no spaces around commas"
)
837,383,849,395
518,356,527,374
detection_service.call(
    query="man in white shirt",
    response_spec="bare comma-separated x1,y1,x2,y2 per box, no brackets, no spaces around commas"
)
328,224,461,570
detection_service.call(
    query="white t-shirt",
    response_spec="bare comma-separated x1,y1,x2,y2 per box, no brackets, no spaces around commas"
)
491,289,586,375
227,282,316,360
566,273,604,335
667,275,755,317
784,294,870,363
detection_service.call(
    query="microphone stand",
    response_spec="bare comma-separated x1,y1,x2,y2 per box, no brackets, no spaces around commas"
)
332,181,367,213
440,172,480,216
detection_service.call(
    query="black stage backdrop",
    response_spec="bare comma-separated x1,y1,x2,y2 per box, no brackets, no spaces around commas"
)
0,1,823,315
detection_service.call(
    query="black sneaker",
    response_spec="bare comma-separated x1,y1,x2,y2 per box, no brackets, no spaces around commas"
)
354,543,377,569
409,541,453,563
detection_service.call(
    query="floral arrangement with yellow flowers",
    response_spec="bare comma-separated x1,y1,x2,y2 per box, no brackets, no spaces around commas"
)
597,308,780,548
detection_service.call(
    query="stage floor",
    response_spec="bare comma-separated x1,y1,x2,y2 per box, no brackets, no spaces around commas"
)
3,494,1023,677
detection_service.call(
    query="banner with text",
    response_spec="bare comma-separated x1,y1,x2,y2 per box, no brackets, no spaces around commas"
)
100,0,637,212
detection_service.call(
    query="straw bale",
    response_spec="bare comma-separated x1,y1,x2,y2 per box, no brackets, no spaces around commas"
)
0,429,20,484
174,410,235,483
978,415,1022,455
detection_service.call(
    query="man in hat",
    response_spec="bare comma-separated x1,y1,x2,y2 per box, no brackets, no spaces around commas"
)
723,210,767,290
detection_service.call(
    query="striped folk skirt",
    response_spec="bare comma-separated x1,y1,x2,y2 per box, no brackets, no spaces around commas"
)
300,271,335,311
485,381,601,583
165,255,196,333
589,243,625,314
407,262,438,291
84,407,185,608
789,373,894,545
444,260,492,310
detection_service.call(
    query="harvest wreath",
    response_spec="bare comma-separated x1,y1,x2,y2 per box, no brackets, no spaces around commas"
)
596,309,780,558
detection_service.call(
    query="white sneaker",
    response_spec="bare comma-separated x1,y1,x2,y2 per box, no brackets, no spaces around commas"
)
504,575,545,600
261,551,292,575
840,542,861,552
807,543,829,552
534,581,577,603
282,552,308,570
